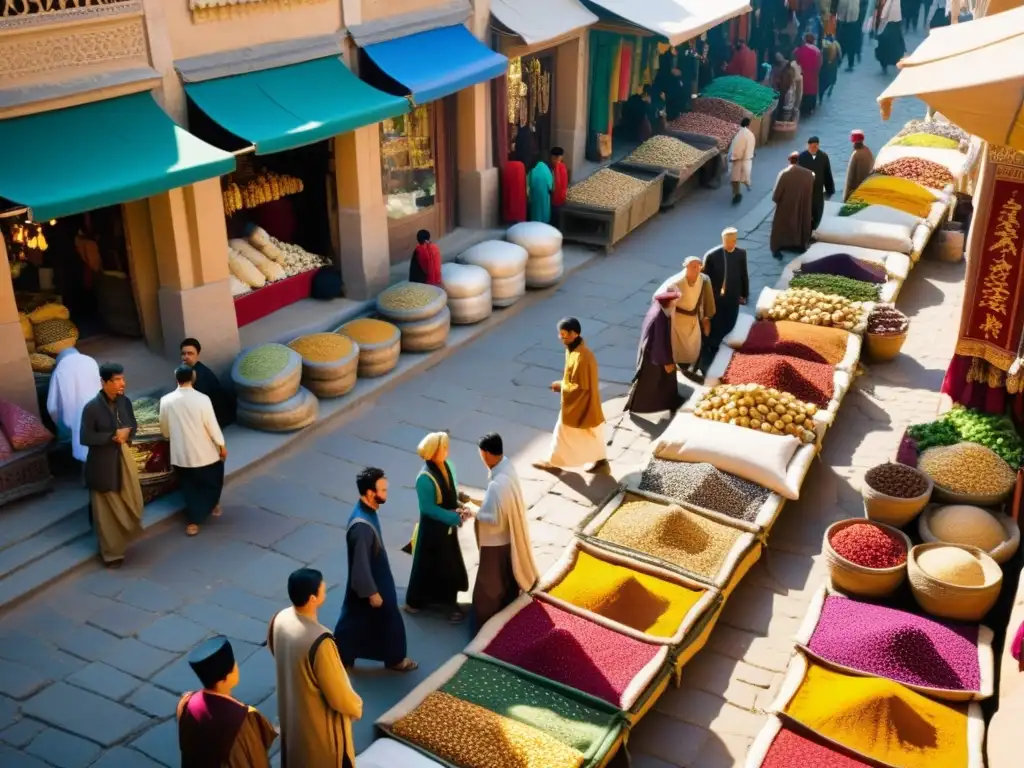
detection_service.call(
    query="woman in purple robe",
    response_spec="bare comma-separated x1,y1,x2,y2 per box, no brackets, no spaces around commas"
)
625,292,683,415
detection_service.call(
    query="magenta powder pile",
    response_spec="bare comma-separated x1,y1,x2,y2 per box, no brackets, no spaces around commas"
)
482,600,661,708
807,595,981,691
829,523,906,568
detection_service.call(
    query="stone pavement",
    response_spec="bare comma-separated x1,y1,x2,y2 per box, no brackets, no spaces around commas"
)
0,29,959,768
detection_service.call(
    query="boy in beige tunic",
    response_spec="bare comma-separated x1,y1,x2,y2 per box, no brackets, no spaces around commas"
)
657,257,716,376
269,568,363,768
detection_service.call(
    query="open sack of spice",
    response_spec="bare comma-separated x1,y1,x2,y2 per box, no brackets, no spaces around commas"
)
464,594,670,713
726,319,862,374
756,287,872,335
812,215,916,255
782,242,912,282
745,715,881,768
576,487,763,588
375,654,626,768
775,262,903,306
875,144,971,186
653,413,818,500
794,586,994,701
769,653,985,768
825,197,934,230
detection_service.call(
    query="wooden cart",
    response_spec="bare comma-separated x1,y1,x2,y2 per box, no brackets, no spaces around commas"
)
614,145,719,210
560,169,666,253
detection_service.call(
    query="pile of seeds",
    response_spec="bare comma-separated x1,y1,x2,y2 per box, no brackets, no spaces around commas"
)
740,320,850,365
338,318,398,346
667,113,739,151
627,136,706,169
723,352,835,408
797,254,887,283
864,462,930,499
237,344,292,380
762,724,874,767
288,333,353,363
807,595,981,692
867,304,909,335
875,158,954,189
482,600,661,708
391,691,583,768
829,523,907,568
377,282,442,311
894,120,969,144
691,96,752,125
595,494,744,580
639,459,771,523
917,546,986,586
565,168,650,210
918,443,1016,496
789,273,882,302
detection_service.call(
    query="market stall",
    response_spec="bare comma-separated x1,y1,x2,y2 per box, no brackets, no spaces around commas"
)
616,135,720,208
559,167,665,251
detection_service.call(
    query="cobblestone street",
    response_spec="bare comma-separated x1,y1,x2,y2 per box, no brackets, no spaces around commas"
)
0,28,964,768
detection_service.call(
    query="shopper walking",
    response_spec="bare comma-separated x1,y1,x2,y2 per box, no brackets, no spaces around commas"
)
527,158,554,224
836,0,863,71
794,33,822,116
771,152,816,259
655,257,716,378
875,0,906,75
728,118,756,204
550,147,569,228
699,228,749,373
798,136,836,229
625,292,686,416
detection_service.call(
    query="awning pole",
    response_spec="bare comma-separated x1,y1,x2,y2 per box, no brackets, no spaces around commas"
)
0,206,29,220
232,146,257,157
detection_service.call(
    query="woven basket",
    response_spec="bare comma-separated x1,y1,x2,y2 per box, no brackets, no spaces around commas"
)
861,465,933,527
907,542,1003,621
918,504,1021,565
931,481,1013,507
824,519,911,598
865,329,908,362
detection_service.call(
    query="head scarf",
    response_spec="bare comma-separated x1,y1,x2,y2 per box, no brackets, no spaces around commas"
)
417,431,449,462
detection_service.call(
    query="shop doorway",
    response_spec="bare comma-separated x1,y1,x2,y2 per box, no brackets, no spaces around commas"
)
507,53,555,164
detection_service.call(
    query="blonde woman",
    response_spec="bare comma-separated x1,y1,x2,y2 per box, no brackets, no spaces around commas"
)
404,431,470,622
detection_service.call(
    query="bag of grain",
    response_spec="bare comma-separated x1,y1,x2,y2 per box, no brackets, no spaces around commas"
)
287,333,359,399
336,318,401,378
19,313,33,341
395,306,451,353
228,247,266,288
229,275,251,298
525,250,564,289
231,344,302,405
28,303,70,325
458,240,529,278
506,222,563,258
230,239,286,282
441,263,492,324
237,386,319,432
376,282,447,323
33,318,79,355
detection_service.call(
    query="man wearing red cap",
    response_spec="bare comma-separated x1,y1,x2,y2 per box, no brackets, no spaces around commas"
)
844,130,874,201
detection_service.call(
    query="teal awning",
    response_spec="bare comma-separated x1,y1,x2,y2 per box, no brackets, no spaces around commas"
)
184,56,410,155
0,92,236,222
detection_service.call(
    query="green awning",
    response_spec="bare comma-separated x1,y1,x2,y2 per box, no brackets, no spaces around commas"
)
184,56,410,155
0,92,236,222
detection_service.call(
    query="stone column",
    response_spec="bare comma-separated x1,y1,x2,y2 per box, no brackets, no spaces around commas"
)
334,126,391,300
457,82,500,229
0,239,40,417
122,199,164,354
151,179,240,375
139,0,187,124
554,34,589,178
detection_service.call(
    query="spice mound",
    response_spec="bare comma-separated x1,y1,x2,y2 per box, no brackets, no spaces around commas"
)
807,595,981,691
565,168,648,210
864,462,929,499
288,333,353,363
722,352,835,408
626,136,705,169
765,287,865,330
740,320,850,366
700,75,779,115
666,112,739,152
694,383,818,443
377,282,442,312
546,550,702,637
391,691,584,768
440,657,620,757
338,318,398,346
829,523,907,569
482,600,661,707
929,505,1007,551
782,662,971,768
638,459,771,523
916,546,986,587
891,132,961,151
762,723,875,767
789,273,881,302
595,495,744,580
876,157,954,189
237,344,292,380
796,253,887,283
918,442,1016,497
867,304,909,335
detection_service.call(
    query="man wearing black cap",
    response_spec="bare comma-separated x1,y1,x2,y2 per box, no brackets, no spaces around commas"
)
797,136,836,229
177,635,276,767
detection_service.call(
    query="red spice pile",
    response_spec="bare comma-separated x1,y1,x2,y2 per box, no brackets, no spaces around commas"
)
763,724,874,767
830,523,907,569
723,352,835,407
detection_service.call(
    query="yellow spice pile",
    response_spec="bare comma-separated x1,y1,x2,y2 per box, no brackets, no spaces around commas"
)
338,319,398,346
288,333,353,363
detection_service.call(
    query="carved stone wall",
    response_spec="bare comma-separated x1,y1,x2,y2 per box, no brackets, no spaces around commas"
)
1,0,134,19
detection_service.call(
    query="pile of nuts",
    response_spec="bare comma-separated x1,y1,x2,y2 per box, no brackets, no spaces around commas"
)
867,304,909,335
830,522,908,568
765,288,866,330
875,158,954,190
565,169,649,210
667,113,740,151
864,462,930,499
918,443,1017,497
626,136,706,169
693,383,818,443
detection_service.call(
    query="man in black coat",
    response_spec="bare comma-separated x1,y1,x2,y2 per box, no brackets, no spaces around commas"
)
797,136,836,230
699,227,749,375
180,338,235,427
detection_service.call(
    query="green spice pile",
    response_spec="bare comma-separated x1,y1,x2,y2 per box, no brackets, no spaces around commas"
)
700,76,778,116
132,397,160,425
839,200,870,217
789,273,882,302
908,407,1023,467
238,344,292,380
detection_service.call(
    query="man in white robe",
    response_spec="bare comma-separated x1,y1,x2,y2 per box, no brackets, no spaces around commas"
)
46,347,101,463
728,117,757,204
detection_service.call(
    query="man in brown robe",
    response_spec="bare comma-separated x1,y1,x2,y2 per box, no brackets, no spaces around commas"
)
771,152,816,259
533,317,608,474
270,568,363,768
844,129,874,200
178,635,276,767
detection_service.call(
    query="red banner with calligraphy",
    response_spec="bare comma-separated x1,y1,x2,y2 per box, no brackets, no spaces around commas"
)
956,163,1024,371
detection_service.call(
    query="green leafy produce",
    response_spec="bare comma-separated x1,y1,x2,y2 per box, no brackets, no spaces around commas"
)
908,407,1023,467
839,200,870,217
700,76,778,116
789,273,881,302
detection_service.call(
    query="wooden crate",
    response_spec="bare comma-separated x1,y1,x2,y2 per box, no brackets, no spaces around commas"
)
758,102,777,145
606,165,666,231
559,202,632,252
662,130,726,189
615,147,719,209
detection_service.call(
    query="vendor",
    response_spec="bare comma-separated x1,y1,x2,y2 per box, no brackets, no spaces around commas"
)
180,338,235,427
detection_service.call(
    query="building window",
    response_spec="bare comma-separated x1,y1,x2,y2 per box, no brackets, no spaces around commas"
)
380,104,436,220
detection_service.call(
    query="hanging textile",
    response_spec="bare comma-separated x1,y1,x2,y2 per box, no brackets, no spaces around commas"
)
630,36,644,96
618,41,633,103
587,31,618,159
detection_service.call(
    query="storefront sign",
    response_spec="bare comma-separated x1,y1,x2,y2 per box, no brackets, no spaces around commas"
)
957,147,1024,371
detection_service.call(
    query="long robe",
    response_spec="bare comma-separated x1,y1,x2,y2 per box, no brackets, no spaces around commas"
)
728,128,756,186
725,44,758,80
527,162,553,223
193,361,234,428
625,301,684,415
794,44,822,96
334,503,407,668
771,165,816,254
546,338,606,468
502,161,528,224
270,608,362,768
47,348,101,461
177,690,276,768
844,145,875,200
405,460,468,611
662,272,716,365
797,149,836,229
700,247,749,370
551,162,568,227
875,0,906,67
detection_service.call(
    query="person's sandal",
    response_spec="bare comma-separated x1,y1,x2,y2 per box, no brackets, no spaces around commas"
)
186,524,200,536
388,658,419,672
211,506,223,518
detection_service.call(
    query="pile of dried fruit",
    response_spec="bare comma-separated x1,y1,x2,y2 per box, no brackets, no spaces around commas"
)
565,168,649,210
667,112,740,151
722,352,835,408
700,75,779,115
626,136,706,169
693,383,818,443
764,288,866,330
875,157,954,189
918,443,1017,496
829,522,907,568
867,304,909,335
864,462,930,498
691,96,752,125
789,273,882,303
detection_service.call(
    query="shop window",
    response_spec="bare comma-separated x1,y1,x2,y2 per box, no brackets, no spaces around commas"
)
380,105,437,220
507,55,553,164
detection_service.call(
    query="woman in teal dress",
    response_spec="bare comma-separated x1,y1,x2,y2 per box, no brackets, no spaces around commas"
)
404,431,470,622
527,159,554,224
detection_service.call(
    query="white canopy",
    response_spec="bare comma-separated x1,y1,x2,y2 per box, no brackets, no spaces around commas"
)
877,6,1024,149
490,0,598,46
585,0,751,47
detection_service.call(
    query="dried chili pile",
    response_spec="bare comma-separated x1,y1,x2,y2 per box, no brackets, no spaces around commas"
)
829,523,907,568
723,351,835,407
